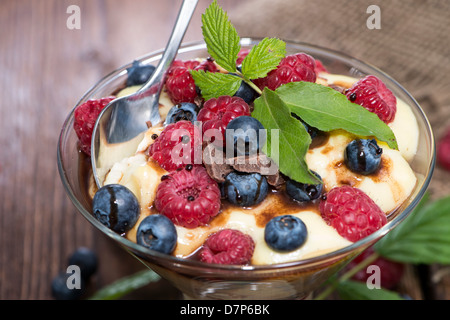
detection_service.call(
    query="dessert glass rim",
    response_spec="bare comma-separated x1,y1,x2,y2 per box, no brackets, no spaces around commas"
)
57,37,436,273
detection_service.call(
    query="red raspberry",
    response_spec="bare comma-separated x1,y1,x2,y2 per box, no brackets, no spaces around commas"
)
236,48,250,65
165,60,198,104
437,128,450,171
155,165,221,228
314,59,328,74
149,120,202,171
199,229,255,265
253,53,317,91
73,97,115,156
197,96,251,145
345,75,397,124
345,246,404,289
165,59,217,104
319,185,387,242
196,58,218,73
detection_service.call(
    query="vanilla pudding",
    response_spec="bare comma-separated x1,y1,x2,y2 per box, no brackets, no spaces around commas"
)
87,70,419,266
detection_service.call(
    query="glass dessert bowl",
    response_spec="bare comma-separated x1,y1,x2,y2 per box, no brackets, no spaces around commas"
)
57,38,435,300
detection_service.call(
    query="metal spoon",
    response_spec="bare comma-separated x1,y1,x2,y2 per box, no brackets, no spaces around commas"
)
91,0,198,188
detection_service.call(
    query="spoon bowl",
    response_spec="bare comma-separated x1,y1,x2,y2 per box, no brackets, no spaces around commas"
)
91,0,198,188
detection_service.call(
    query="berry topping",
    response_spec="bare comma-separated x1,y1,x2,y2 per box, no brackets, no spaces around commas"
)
319,186,387,242
285,171,323,202
195,58,218,72
253,53,317,91
232,77,258,104
292,113,322,139
199,229,255,265
136,214,177,254
165,59,217,104
155,165,221,229
92,184,140,234
437,128,450,171
222,171,269,207
126,60,156,87
225,115,266,156
68,247,98,280
236,48,250,66
345,75,397,124
264,215,308,252
149,120,202,171
165,60,198,104
344,139,383,175
345,246,404,289
314,59,328,74
73,97,115,156
197,96,251,145
164,102,199,125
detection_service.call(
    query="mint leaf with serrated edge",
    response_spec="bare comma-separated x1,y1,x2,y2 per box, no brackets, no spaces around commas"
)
252,88,321,185
276,81,398,150
201,0,240,72
374,194,450,264
336,280,405,300
241,38,286,80
191,70,242,100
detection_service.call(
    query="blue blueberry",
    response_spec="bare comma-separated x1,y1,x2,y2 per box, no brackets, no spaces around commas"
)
223,171,269,207
292,113,320,139
136,214,177,254
126,60,156,87
68,247,98,280
234,80,257,104
225,116,266,157
285,171,323,202
92,184,140,234
228,72,258,104
344,139,383,175
264,215,308,252
164,102,199,125
51,271,86,300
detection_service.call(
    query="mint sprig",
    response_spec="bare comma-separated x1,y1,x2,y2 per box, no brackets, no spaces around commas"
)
276,82,398,150
201,0,240,72
336,280,405,300
190,71,242,101
374,194,450,264
192,0,398,184
241,37,286,80
192,0,286,99
315,195,450,300
251,82,398,183
252,88,320,185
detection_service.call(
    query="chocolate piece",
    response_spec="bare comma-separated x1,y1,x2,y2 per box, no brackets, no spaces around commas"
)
202,142,284,188
202,143,233,183
230,153,284,188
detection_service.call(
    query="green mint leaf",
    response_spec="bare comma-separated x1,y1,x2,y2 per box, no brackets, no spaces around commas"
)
88,269,160,300
201,0,240,72
276,82,398,150
336,280,405,300
374,195,450,264
252,88,321,185
241,37,286,80
191,70,242,100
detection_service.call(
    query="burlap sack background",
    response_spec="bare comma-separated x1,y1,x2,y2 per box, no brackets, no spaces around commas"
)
230,0,450,198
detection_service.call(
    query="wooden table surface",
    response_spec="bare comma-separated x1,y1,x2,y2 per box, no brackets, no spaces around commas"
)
1,0,449,300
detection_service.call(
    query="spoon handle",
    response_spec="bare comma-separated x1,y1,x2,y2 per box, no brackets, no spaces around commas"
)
140,0,199,93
